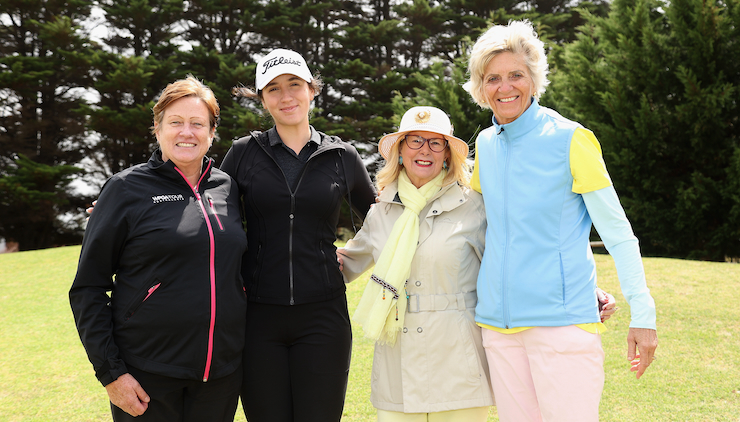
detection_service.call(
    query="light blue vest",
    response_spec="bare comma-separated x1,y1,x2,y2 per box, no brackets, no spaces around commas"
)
475,99,600,329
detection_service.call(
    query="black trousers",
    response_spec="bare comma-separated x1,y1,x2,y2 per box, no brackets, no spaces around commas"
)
241,294,352,422
110,365,241,422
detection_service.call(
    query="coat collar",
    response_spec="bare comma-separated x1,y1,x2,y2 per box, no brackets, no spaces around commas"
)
148,148,214,185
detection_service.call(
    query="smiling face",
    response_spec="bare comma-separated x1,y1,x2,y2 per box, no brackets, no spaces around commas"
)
400,131,450,189
483,51,534,125
260,73,315,129
154,96,214,172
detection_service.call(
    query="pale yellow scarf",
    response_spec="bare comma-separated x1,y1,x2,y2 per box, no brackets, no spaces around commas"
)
353,168,446,345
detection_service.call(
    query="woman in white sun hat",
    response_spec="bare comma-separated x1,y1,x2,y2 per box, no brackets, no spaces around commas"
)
220,49,377,422
338,105,492,421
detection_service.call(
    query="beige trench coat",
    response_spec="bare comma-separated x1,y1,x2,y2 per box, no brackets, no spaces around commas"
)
340,181,494,413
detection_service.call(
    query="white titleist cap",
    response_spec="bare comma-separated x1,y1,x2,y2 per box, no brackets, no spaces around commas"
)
255,49,313,91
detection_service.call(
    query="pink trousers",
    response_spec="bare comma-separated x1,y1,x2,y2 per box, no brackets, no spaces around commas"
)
481,325,604,422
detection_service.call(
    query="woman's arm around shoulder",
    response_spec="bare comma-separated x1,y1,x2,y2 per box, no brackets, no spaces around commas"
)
337,204,379,283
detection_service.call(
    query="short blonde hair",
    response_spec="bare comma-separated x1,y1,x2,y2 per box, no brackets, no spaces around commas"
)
375,139,471,192
151,75,220,134
465,20,550,108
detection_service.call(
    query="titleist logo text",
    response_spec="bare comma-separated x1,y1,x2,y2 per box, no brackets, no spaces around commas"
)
261,56,302,74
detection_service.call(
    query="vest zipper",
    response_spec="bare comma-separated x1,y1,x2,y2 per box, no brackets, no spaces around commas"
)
501,128,512,329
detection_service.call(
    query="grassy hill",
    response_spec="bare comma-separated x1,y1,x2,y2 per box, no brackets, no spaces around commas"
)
1,246,738,421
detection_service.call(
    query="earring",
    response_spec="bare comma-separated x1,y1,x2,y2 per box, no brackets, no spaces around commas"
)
443,161,448,170
398,156,403,165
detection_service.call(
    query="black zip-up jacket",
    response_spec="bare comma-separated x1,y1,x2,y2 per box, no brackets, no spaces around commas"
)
70,150,248,386
220,127,376,305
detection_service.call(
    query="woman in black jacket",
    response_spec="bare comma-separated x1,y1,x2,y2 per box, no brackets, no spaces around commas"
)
70,76,248,421
220,49,376,422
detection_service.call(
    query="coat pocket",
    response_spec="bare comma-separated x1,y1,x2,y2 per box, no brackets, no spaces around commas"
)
123,278,164,322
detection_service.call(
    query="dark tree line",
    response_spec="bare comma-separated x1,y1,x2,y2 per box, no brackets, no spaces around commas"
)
1,0,737,261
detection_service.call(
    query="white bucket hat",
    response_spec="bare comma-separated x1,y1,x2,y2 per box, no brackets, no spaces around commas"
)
378,106,469,160
255,49,313,91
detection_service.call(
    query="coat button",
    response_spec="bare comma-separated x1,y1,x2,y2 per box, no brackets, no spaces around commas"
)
417,327,423,333
415,281,421,287
403,327,408,333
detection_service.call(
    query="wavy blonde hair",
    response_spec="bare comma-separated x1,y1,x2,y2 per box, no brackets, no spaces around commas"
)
465,20,550,108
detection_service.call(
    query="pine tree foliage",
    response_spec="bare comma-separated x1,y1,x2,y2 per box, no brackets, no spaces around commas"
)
1,0,734,258
0,0,92,250
80,0,185,181
0,155,83,250
549,0,740,260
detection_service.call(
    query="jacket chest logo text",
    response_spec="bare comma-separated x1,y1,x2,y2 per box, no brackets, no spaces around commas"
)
152,194,185,204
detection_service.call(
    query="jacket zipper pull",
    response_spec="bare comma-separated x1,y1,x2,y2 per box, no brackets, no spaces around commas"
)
205,195,224,231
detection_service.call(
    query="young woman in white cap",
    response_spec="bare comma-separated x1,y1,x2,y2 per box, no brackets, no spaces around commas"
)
220,49,377,422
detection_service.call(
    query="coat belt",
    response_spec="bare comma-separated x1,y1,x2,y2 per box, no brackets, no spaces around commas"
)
407,291,477,313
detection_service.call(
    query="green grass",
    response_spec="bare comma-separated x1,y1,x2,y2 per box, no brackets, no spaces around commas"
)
1,246,739,421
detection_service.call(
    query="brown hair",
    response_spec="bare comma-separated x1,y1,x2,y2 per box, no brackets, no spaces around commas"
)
232,74,324,100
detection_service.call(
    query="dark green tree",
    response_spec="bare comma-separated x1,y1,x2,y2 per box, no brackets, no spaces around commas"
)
548,0,740,260
182,0,263,63
175,47,255,161
390,59,490,150
80,0,184,181
392,4,616,159
0,155,84,249
0,0,92,249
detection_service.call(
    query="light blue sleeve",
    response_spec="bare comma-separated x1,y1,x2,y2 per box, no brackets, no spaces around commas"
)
582,186,657,330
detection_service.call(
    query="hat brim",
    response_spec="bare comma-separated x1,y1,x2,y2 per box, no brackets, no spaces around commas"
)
378,127,469,161
256,72,312,91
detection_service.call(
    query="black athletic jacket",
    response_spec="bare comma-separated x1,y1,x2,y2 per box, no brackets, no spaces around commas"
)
220,127,376,306
70,150,248,386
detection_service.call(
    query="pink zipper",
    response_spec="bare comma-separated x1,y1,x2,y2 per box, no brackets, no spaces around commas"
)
175,162,217,382
208,197,224,231
143,283,161,302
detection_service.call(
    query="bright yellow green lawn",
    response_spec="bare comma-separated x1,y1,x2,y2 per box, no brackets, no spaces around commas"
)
1,246,738,421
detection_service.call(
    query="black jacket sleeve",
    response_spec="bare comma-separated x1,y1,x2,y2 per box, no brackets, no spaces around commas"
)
69,176,131,386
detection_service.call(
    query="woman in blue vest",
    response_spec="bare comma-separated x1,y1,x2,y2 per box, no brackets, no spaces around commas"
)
464,20,658,421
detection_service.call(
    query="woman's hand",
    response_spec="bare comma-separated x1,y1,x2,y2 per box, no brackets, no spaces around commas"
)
596,288,617,322
85,200,97,221
627,327,658,379
105,373,150,416
336,248,345,272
